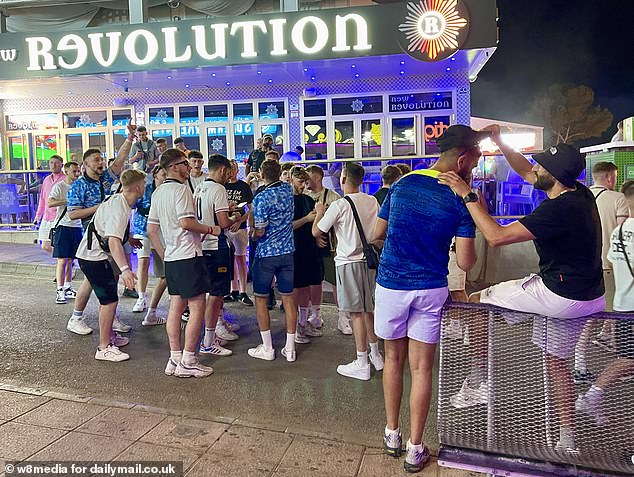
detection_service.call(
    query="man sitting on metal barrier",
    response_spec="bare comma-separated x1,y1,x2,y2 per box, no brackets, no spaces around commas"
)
439,125,606,454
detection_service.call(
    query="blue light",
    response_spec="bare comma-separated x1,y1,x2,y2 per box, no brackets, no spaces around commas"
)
354,73,360,78
123,79,128,82
303,68,308,72
400,61,405,65
226,81,231,85
310,76,316,81
351,64,356,68
446,67,451,72
268,79,273,83
212,73,216,77
399,70,405,75
451,57,456,62
145,87,149,90
167,75,172,79
185,84,190,88
257,70,262,75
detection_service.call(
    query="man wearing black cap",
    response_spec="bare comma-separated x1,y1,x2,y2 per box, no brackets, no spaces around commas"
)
373,124,480,472
439,124,605,454
246,134,274,175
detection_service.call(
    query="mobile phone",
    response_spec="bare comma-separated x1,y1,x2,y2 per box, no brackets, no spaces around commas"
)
237,202,248,208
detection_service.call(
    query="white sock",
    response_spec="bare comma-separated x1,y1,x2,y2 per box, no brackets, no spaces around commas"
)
63,282,71,290
261,330,273,350
298,307,309,327
182,350,196,364
356,350,369,366
147,307,157,314
586,385,604,401
369,341,380,357
310,305,321,319
203,328,215,348
170,350,182,362
139,292,147,299
574,350,587,372
409,440,424,450
286,333,296,351
338,311,349,322
385,425,399,435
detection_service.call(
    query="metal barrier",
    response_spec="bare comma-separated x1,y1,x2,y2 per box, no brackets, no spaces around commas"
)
438,302,634,476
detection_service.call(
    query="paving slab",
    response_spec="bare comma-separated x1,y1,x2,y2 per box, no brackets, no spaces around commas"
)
207,425,293,463
113,441,202,474
274,435,364,477
0,422,66,460
140,416,228,452
16,400,106,431
0,390,49,420
185,451,276,477
28,431,134,462
76,407,165,440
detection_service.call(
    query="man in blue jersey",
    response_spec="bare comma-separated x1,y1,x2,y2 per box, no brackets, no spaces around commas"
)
373,125,481,473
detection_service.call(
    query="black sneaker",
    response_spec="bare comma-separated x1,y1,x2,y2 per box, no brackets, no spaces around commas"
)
224,291,238,302
573,369,596,385
181,306,190,323
267,288,276,310
239,293,254,306
123,288,139,299
280,302,285,312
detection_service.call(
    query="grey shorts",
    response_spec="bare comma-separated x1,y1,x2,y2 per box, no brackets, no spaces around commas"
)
152,250,165,278
335,262,376,313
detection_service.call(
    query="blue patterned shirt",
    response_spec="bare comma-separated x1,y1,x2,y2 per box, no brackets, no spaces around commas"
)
252,181,294,258
67,168,119,229
132,176,156,237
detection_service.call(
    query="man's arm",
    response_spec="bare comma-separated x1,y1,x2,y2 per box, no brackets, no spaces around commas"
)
311,203,327,238
294,210,316,230
110,124,137,176
438,171,536,247
147,223,165,260
454,237,477,272
372,217,388,242
108,237,136,289
47,197,66,208
483,125,535,184
68,204,99,220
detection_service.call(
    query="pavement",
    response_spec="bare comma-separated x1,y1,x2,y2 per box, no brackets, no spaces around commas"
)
0,242,480,477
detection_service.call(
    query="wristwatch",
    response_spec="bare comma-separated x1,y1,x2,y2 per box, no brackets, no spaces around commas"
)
462,191,478,204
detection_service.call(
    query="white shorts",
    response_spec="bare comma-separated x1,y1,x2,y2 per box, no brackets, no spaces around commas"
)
134,235,151,259
480,274,606,358
374,283,449,344
447,250,466,292
226,229,248,256
38,219,53,242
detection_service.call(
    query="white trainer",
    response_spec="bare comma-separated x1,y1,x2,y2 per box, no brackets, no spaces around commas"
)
219,313,241,332
110,332,129,347
132,296,147,313
64,287,77,299
575,393,608,425
337,359,371,381
370,351,385,372
164,358,179,376
67,317,93,335
450,378,489,409
247,344,275,361
281,347,296,362
308,313,324,329
295,327,311,344
215,321,239,341
174,360,214,378
112,315,132,333
337,313,353,335
95,344,129,362
199,341,233,356
304,323,322,337
56,289,67,304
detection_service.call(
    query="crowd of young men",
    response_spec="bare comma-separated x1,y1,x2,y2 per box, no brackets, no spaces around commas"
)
33,123,632,473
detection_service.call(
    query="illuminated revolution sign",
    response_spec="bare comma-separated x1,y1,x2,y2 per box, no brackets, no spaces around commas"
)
0,1,496,80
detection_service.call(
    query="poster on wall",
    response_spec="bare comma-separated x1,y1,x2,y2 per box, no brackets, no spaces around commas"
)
424,115,451,155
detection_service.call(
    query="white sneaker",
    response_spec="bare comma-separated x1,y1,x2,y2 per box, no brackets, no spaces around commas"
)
220,313,241,332
404,440,431,473
295,327,311,344
281,347,296,362
199,341,233,356
132,296,147,313
56,289,67,305
175,359,213,378
110,332,129,347
67,317,93,335
95,344,129,362
247,344,275,361
575,393,608,425
112,315,132,333
215,321,239,341
64,287,77,299
337,359,371,381
304,323,322,337
308,313,324,329
164,358,179,376
450,378,489,409
370,351,384,371
444,319,463,340
337,313,353,335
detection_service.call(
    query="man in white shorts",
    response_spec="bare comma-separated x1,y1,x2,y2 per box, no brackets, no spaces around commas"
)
35,155,65,255
147,148,221,378
374,125,480,473
439,125,605,453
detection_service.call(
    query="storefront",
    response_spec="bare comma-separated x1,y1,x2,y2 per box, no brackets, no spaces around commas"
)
0,0,498,226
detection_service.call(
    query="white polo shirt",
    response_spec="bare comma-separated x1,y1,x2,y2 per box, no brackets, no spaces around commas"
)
193,179,229,251
76,194,130,262
48,181,82,228
148,179,202,262
607,218,634,312
590,185,629,269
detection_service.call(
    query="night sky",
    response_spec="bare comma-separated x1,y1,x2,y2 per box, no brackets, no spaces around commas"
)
470,0,634,146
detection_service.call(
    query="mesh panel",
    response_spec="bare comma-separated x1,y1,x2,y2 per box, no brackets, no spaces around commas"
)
438,303,634,475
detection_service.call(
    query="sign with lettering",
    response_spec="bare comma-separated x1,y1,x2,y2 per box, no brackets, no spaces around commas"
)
389,91,452,113
424,115,451,154
0,1,496,81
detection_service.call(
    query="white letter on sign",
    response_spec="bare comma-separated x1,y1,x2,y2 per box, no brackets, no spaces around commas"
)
124,30,159,65
57,34,89,69
332,14,372,52
162,27,192,63
25,37,57,71
291,16,328,54
268,19,288,56
88,32,122,67
192,24,228,60
230,21,267,58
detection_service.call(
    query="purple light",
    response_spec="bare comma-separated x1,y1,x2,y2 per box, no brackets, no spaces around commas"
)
310,76,316,81
226,81,231,85
446,67,451,72
167,75,172,79
268,79,273,83
400,60,405,65
303,68,308,72
399,70,405,75
123,79,128,82
451,57,456,62
351,64,356,68
145,87,149,90
185,84,190,88
212,73,216,77
354,73,360,78
257,70,262,75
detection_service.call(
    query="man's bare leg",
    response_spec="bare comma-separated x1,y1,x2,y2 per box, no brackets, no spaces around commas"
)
408,340,437,445
383,338,408,431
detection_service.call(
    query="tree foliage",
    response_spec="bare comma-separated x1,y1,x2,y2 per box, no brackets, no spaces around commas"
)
528,84,613,144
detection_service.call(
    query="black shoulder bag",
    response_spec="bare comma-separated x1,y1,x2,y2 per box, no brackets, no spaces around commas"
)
86,196,130,253
343,195,380,270
48,207,67,242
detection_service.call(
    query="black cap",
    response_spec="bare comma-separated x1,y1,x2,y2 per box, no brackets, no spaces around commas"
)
174,137,184,144
532,144,585,187
436,125,492,153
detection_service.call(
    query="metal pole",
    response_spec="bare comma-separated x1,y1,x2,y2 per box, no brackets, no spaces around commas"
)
280,0,299,12
129,0,148,25
1,9,8,33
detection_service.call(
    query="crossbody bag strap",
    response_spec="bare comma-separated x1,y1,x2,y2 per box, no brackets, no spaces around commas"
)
594,188,607,200
343,196,370,250
618,224,634,278
53,207,67,229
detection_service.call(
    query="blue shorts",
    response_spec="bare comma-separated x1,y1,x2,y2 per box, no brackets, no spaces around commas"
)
52,225,82,259
253,253,294,297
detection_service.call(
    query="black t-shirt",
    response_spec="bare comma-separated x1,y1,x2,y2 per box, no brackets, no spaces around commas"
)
224,180,254,230
293,194,317,257
374,187,389,206
247,147,271,172
519,183,604,301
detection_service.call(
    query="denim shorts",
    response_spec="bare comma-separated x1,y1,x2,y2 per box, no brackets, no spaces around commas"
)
253,253,294,297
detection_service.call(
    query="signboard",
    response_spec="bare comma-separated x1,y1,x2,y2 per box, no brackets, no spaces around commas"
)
424,115,450,154
0,0,497,81
388,91,452,113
